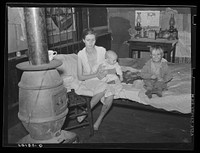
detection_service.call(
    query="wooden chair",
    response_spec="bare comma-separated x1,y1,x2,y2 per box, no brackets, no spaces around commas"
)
63,89,94,136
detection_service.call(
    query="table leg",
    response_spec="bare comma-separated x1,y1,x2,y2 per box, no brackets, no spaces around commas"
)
167,51,171,62
138,51,140,58
129,48,133,58
172,44,176,63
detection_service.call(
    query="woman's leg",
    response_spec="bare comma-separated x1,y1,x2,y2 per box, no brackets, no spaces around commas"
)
93,95,114,130
90,92,105,109
77,91,105,122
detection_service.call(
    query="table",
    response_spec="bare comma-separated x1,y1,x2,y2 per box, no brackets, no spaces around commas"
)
127,38,178,63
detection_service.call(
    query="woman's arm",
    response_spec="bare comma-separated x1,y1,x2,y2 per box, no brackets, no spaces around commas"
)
77,57,108,81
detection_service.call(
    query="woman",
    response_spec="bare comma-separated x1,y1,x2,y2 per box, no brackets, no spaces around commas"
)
77,28,115,131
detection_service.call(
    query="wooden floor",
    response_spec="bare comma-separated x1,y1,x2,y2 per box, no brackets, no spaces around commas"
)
6,102,193,150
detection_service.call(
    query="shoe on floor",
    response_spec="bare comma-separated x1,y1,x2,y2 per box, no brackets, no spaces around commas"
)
77,114,87,123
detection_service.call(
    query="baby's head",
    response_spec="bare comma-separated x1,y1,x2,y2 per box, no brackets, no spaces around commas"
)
105,50,118,65
150,45,164,63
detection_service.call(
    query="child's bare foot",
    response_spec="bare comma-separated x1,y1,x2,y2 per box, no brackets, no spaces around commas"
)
145,90,152,99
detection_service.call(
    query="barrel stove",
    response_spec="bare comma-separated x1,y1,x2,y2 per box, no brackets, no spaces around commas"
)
16,8,77,143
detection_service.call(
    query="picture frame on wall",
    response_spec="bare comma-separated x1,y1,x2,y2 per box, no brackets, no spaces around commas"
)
135,10,160,28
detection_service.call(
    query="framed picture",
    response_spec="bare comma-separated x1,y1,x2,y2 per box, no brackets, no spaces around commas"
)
148,30,156,39
135,10,160,28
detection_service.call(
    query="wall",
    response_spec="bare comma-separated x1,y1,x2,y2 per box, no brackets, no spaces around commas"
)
7,7,112,107
8,7,27,53
107,7,192,60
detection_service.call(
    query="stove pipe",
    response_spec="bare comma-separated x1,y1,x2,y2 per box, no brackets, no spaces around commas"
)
24,7,49,65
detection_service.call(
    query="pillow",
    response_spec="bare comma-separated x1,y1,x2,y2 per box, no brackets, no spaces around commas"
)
118,58,149,69
54,54,80,90
54,54,78,79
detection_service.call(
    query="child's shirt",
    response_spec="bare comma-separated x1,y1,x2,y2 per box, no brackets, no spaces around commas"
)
140,58,172,82
101,60,123,83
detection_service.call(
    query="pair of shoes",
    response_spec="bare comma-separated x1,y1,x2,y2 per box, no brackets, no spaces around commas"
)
77,115,87,123
77,111,87,123
145,90,152,99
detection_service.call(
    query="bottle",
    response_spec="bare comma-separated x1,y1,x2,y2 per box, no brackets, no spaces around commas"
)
158,28,162,38
169,14,175,27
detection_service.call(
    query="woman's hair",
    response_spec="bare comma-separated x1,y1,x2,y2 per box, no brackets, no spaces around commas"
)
82,28,96,39
150,45,164,56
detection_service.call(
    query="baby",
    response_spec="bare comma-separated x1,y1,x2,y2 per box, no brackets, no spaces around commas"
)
99,50,123,96
100,50,123,84
140,45,173,98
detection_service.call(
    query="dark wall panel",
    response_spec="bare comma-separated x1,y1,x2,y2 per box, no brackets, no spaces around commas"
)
89,7,108,28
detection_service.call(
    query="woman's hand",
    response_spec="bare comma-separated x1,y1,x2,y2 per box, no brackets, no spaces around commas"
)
96,64,106,79
97,69,108,80
97,64,105,73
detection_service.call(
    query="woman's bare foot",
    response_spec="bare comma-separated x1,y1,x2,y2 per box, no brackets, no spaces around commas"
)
93,118,102,131
93,124,99,131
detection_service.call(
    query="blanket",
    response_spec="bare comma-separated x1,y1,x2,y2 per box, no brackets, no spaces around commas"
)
54,54,192,114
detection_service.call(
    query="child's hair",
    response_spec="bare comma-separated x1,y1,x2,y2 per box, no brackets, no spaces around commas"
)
150,45,164,56
82,28,96,39
105,50,118,59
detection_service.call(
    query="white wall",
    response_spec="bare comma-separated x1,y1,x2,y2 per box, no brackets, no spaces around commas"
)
8,7,27,53
108,7,192,58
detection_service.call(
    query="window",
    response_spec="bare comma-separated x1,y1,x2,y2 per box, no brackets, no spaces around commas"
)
45,7,109,53
46,7,77,48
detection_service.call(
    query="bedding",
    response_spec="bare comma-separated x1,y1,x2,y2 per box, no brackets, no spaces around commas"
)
54,54,192,114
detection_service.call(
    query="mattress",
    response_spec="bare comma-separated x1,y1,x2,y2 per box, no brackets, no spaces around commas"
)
54,54,192,114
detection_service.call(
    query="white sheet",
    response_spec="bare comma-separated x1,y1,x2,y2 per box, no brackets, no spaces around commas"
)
54,54,191,114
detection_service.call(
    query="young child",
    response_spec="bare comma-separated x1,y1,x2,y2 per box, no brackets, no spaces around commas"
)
140,45,173,98
99,50,123,96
